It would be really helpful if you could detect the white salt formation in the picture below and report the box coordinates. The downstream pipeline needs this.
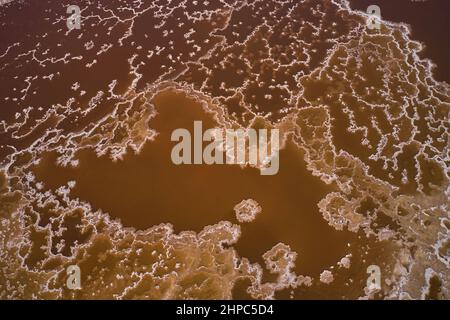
[338,255,352,269]
[234,199,262,223]
[320,270,334,284]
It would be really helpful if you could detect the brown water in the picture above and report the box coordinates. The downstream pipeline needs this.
[32,89,355,277]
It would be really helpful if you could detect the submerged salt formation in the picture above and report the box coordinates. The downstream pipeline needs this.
[0,0,448,299]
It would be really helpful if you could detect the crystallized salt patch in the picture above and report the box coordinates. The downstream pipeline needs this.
[319,270,334,284]
[338,257,351,269]
[338,254,352,269]
[234,199,262,223]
